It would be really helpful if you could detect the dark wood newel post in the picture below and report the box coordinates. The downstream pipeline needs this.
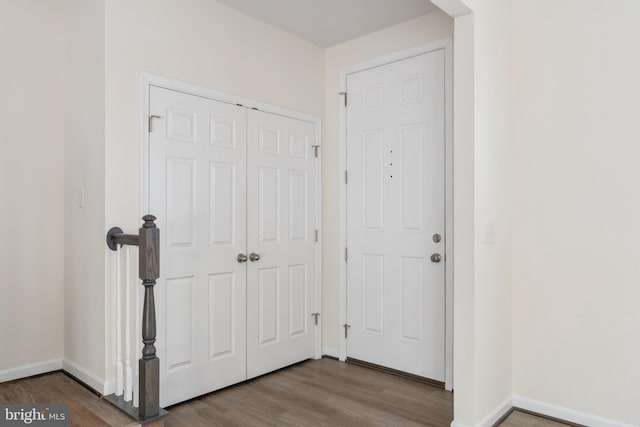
[105,215,167,423]
[138,214,160,419]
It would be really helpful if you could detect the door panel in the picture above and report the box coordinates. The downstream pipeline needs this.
[149,87,318,405]
[150,86,247,406]
[246,110,317,379]
[346,50,446,380]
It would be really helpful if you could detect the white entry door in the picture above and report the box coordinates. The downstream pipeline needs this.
[346,50,446,381]
[149,86,318,406]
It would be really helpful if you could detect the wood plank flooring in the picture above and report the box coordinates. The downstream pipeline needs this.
[0,358,572,426]
[165,358,452,426]
[0,372,132,427]
[499,410,574,427]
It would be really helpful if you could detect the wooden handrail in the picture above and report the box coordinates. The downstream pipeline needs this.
[106,215,165,422]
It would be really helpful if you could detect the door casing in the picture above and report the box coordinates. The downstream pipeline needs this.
[338,38,453,390]
[139,73,323,364]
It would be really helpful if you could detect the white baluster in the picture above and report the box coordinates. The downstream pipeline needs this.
[124,246,133,401]
[134,248,140,408]
[116,245,123,397]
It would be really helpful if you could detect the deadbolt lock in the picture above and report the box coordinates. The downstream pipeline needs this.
[430,253,442,263]
[433,233,442,243]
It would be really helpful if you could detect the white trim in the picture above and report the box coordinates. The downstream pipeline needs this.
[63,358,108,395]
[476,397,513,427]
[140,72,151,218]
[104,379,115,397]
[452,395,637,427]
[139,72,324,360]
[450,397,512,427]
[430,0,473,18]
[341,40,451,77]
[338,67,348,360]
[0,358,63,383]
[338,38,454,386]
[338,59,348,362]
[140,72,318,127]
[513,396,637,427]
[314,120,323,360]
[321,347,340,359]
[442,37,454,392]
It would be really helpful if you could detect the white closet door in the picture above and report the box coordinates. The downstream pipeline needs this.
[150,86,247,406]
[246,109,317,379]
[346,50,446,380]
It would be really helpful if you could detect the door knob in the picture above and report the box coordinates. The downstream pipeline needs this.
[237,253,248,263]
[249,252,261,262]
[430,253,442,263]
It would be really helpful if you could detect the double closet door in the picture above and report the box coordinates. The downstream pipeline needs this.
[149,86,318,406]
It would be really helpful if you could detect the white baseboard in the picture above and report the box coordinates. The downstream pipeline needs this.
[321,346,339,359]
[0,358,63,383]
[513,396,636,427]
[62,358,106,395]
[451,397,513,427]
[453,394,637,427]
[103,379,115,396]
[477,397,513,427]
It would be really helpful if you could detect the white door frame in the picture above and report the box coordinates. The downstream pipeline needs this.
[139,72,323,361]
[338,38,454,390]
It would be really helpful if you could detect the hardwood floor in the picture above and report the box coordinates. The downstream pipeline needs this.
[0,358,572,426]
[499,410,575,427]
[0,372,132,427]
[166,358,452,426]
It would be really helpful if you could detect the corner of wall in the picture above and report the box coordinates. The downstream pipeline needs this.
[62,359,108,395]
[64,0,107,384]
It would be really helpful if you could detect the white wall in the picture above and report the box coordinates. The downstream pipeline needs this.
[64,0,107,389]
[104,0,324,229]
[512,1,640,424]
[322,9,454,353]
[102,0,325,386]
[468,0,513,423]
[322,7,514,425]
[431,1,514,425]
[0,0,66,375]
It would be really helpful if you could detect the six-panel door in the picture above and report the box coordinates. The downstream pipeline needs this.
[246,110,317,379]
[149,87,318,406]
[346,50,446,381]
[150,87,249,406]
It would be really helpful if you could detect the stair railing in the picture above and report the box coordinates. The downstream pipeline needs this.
[105,215,167,423]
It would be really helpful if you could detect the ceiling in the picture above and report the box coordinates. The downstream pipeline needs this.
[215,0,440,48]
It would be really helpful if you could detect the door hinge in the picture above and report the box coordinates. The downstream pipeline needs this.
[315,229,319,242]
[344,170,348,184]
[343,323,351,338]
[339,92,347,107]
[311,312,321,325]
[312,145,320,158]
[344,247,348,262]
[148,115,161,132]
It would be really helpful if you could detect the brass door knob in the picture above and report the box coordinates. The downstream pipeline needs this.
[249,252,261,262]
[430,253,442,263]
[237,253,248,263]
